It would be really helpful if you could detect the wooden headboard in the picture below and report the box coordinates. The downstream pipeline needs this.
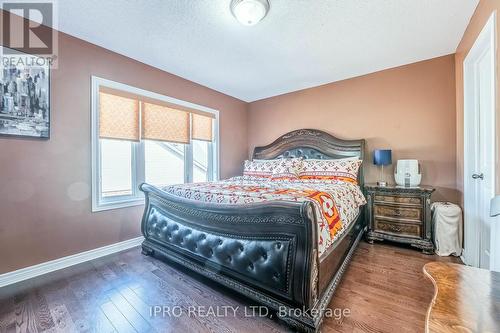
[252,129,365,185]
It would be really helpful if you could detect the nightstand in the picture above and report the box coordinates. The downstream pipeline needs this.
[365,184,435,254]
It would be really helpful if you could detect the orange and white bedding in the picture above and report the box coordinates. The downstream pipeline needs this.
[162,176,366,257]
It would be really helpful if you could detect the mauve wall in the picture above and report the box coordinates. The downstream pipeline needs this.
[0,32,248,274]
[455,0,500,205]
[247,55,458,203]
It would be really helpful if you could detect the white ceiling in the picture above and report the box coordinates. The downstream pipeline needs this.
[54,0,479,102]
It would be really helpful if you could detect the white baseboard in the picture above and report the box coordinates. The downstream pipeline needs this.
[0,236,144,288]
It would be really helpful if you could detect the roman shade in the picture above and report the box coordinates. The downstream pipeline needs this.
[99,87,215,144]
[142,102,190,144]
[192,113,214,142]
[99,92,140,141]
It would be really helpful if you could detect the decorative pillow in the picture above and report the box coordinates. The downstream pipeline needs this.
[298,159,362,183]
[270,158,303,180]
[243,160,277,178]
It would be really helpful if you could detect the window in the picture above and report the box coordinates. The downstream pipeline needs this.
[101,139,133,197]
[193,140,210,182]
[91,77,219,212]
[145,140,185,186]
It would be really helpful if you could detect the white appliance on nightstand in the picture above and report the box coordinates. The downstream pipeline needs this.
[394,159,422,187]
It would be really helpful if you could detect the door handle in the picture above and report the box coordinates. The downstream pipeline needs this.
[472,173,484,180]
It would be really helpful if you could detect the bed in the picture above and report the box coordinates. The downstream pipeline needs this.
[140,129,366,332]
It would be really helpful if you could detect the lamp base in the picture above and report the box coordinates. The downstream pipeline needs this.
[377,181,387,187]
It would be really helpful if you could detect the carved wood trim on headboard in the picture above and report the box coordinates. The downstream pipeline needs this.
[252,129,365,160]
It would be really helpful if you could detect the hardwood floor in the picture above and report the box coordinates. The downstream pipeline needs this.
[0,241,460,333]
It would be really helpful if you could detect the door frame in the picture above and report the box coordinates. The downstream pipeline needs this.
[463,11,497,269]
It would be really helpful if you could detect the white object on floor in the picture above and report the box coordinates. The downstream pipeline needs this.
[432,202,463,256]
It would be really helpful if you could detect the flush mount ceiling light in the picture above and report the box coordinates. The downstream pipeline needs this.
[230,0,270,26]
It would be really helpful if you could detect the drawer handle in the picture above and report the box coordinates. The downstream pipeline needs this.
[389,225,402,232]
[394,209,402,216]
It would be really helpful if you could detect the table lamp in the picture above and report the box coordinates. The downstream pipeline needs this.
[373,149,392,186]
[491,196,500,217]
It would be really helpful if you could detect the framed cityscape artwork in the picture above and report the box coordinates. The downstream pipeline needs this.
[0,47,50,138]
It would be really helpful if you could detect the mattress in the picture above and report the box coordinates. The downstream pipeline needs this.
[161,176,366,257]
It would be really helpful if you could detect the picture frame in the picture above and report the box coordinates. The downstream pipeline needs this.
[0,47,51,139]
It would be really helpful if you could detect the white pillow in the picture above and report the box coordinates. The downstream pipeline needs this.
[270,158,303,180]
[299,159,362,183]
[243,160,277,178]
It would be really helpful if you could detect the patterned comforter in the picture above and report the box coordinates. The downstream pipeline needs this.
[161,176,366,257]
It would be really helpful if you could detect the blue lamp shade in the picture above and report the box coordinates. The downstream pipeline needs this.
[373,149,392,166]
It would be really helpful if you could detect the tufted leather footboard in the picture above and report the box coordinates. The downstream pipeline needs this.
[140,183,364,332]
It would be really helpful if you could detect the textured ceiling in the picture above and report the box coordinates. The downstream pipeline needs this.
[54,0,478,102]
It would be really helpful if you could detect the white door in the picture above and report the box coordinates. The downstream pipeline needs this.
[463,12,497,270]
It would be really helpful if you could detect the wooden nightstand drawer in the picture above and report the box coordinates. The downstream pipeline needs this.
[374,204,422,222]
[374,195,422,206]
[374,218,421,239]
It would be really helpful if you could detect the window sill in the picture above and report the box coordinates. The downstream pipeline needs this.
[92,198,145,212]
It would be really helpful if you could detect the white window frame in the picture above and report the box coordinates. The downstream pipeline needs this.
[91,76,220,212]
